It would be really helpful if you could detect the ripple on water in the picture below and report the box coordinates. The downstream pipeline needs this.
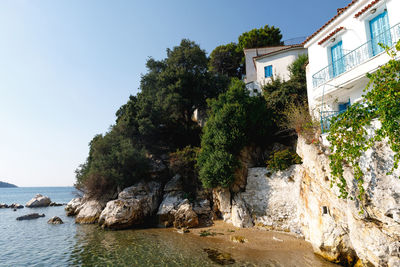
[1,188,337,267]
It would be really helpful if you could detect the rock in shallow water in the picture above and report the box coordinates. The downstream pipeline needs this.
[47,216,64,224]
[26,194,51,208]
[98,181,162,229]
[75,199,105,224]
[173,200,199,229]
[16,213,45,220]
[10,203,24,209]
[49,202,63,207]
[65,198,82,216]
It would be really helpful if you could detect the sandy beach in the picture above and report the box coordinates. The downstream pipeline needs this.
[185,220,338,266]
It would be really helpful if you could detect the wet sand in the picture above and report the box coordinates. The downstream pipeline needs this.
[184,220,338,266]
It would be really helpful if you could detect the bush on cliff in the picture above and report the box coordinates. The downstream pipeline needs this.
[198,79,273,188]
[266,149,302,172]
[263,54,308,125]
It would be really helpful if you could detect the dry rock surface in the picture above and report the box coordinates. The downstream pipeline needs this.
[25,194,51,208]
[210,130,400,266]
[98,181,162,229]
[65,198,83,216]
[157,175,185,227]
[173,200,199,229]
[75,199,105,224]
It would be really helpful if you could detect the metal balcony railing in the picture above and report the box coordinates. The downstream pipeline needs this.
[320,110,345,133]
[312,22,400,88]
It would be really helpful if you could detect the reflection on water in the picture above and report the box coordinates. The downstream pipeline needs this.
[69,225,337,267]
[1,188,337,267]
[70,225,228,266]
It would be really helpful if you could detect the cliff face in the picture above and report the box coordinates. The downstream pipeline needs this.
[297,136,400,267]
[213,136,400,266]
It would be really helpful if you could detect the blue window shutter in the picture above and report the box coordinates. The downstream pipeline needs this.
[338,99,350,113]
[370,11,391,56]
[264,65,273,78]
[331,41,345,77]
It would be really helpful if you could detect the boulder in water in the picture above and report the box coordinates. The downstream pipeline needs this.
[75,199,105,224]
[0,203,9,208]
[47,216,64,224]
[98,181,162,229]
[10,203,24,209]
[173,200,199,229]
[16,213,45,221]
[49,202,63,207]
[65,198,82,216]
[25,194,51,208]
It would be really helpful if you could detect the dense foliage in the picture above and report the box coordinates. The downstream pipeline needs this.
[237,25,283,51]
[76,25,306,196]
[76,40,229,197]
[263,54,309,124]
[198,79,273,188]
[209,43,243,79]
[327,41,400,203]
[266,149,302,172]
[169,146,200,193]
[208,25,283,79]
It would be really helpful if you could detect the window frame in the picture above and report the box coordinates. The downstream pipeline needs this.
[264,65,273,78]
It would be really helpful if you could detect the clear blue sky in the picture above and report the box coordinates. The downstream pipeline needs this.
[0,0,350,187]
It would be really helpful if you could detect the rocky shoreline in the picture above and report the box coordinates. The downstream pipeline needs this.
[66,135,400,267]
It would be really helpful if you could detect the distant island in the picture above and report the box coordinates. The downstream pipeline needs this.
[0,181,17,188]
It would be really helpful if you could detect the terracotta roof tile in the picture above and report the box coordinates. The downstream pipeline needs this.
[354,0,380,18]
[318,27,345,45]
[303,0,359,46]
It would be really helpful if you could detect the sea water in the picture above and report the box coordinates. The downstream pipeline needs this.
[0,187,336,267]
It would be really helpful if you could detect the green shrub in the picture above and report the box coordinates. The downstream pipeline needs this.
[75,125,150,199]
[198,79,273,188]
[266,149,302,172]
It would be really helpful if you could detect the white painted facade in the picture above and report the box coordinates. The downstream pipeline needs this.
[305,0,400,126]
[244,46,307,94]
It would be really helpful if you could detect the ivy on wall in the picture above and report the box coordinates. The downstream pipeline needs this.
[327,41,400,204]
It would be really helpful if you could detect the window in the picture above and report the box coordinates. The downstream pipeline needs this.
[369,10,391,56]
[322,206,329,215]
[264,65,273,78]
[331,41,345,77]
[338,99,351,113]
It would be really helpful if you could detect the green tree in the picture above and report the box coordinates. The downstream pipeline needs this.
[237,24,283,51]
[116,39,230,153]
[209,43,243,78]
[198,79,273,188]
[75,124,150,198]
[77,39,231,197]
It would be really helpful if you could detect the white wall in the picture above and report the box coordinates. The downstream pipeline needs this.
[306,0,400,112]
[255,48,307,87]
[244,46,295,83]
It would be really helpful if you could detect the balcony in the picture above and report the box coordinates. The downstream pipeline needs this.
[312,22,400,88]
[320,110,345,133]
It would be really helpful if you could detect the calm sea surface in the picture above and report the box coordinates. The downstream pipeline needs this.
[0,187,336,267]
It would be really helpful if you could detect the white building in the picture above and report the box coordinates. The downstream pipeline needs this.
[304,0,400,132]
[244,45,307,94]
